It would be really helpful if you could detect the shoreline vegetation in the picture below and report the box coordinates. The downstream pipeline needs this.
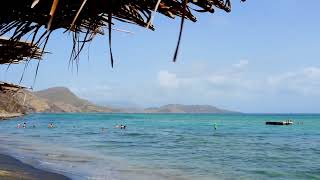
[0,154,70,180]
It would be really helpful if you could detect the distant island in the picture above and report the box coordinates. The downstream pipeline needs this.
[0,87,239,114]
[144,104,237,114]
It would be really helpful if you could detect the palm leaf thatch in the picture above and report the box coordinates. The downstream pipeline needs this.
[0,0,244,67]
[0,81,26,93]
[0,38,43,65]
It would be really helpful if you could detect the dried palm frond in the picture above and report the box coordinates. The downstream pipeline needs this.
[0,81,26,90]
[0,38,43,65]
[0,0,244,67]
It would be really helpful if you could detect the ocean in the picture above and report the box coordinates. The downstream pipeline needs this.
[0,113,319,180]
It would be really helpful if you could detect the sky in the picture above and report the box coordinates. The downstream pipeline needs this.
[1,0,320,113]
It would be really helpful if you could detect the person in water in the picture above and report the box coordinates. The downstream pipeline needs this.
[17,123,21,128]
[101,127,107,132]
[23,122,27,128]
[213,123,217,130]
[115,124,126,129]
[48,123,54,128]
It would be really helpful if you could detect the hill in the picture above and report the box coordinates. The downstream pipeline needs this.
[32,87,114,112]
[0,87,238,114]
[144,104,237,114]
[13,87,115,113]
[0,91,27,114]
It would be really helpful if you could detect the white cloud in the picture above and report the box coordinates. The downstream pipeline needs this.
[267,66,320,95]
[156,60,254,102]
[156,61,320,108]
[68,61,320,112]
[303,67,320,79]
[207,75,227,84]
[232,59,249,69]
[157,60,250,90]
[158,70,180,89]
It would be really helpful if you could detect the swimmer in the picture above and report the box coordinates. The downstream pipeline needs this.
[48,123,54,128]
[17,123,21,128]
[23,122,27,128]
[115,124,126,129]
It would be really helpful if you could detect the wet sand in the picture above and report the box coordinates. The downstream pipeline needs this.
[0,154,70,180]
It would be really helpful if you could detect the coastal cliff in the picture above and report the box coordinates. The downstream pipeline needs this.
[0,92,25,113]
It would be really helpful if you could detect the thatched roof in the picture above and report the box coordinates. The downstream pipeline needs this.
[0,81,27,93]
[0,38,43,65]
[0,0,244,67]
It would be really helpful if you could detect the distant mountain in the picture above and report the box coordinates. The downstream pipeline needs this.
[33,87,115,112]
[15,87,115,113]
[0,87,238,114]
[35,87,84,107]
[144,104,237,114]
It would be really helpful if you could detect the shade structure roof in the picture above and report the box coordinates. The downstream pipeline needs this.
[0,0,244,66]
[0,38,43,65]
[0,81,27,93]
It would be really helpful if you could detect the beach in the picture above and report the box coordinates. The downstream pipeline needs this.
[0,154,70,180]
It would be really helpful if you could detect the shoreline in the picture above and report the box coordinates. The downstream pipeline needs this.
[0,113,23,120]
[0,153,71,180]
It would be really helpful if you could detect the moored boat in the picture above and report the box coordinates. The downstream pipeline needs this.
[266,121,293,125]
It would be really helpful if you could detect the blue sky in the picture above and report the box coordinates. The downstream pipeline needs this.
[1,0,320,113]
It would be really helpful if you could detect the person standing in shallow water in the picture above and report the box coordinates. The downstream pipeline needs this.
[213,123,217,130]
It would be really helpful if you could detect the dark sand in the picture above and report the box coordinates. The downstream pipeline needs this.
[0,154,71,180]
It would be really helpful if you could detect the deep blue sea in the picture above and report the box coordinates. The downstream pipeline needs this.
[0,113,319,180]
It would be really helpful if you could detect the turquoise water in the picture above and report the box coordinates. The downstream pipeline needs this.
[0,113,319,180]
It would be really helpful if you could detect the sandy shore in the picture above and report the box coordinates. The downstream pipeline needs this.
[0,154,71,180]
[0,113,23,120]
